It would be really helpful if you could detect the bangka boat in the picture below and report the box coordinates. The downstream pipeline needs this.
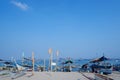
[90,56,112,74]
[61,58,74,72]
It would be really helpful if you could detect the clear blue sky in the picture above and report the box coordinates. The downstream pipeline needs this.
[0,0,120,59]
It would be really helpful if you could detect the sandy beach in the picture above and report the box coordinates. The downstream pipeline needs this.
[0,72,95,80]
[1,71,120,80]
[0,72,120,80]
[107,71,120,80]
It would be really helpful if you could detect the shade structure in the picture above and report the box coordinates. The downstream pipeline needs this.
[90,56,109,63]
[65,60,73,64]
[99,56,108,61]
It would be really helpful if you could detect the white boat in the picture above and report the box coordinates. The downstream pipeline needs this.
[14,59,26,71]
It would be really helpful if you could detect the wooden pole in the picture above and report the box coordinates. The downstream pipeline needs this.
[32,52,34,75]
[44,59,45,71]
[22,52,24,66]
[51,53,52,72]
[56,50,59,71]
[48,48,52,72]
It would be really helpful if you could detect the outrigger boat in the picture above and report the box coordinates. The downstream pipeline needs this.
[90,56,112,74]
[61,58,74,72]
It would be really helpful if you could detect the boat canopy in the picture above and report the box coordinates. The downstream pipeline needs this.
[90,56,109,63]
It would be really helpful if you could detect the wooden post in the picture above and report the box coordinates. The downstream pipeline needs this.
[22,52,24,66]
[44,59,45,71]
[56,50,59,71]
[48,48,52,72]
[32,52,34,75]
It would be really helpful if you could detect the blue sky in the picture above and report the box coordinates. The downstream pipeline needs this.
[0,0,120,59]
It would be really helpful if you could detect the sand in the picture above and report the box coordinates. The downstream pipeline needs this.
[0,72,95,80]
[1,71,120,80]
[107,71,120,80]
